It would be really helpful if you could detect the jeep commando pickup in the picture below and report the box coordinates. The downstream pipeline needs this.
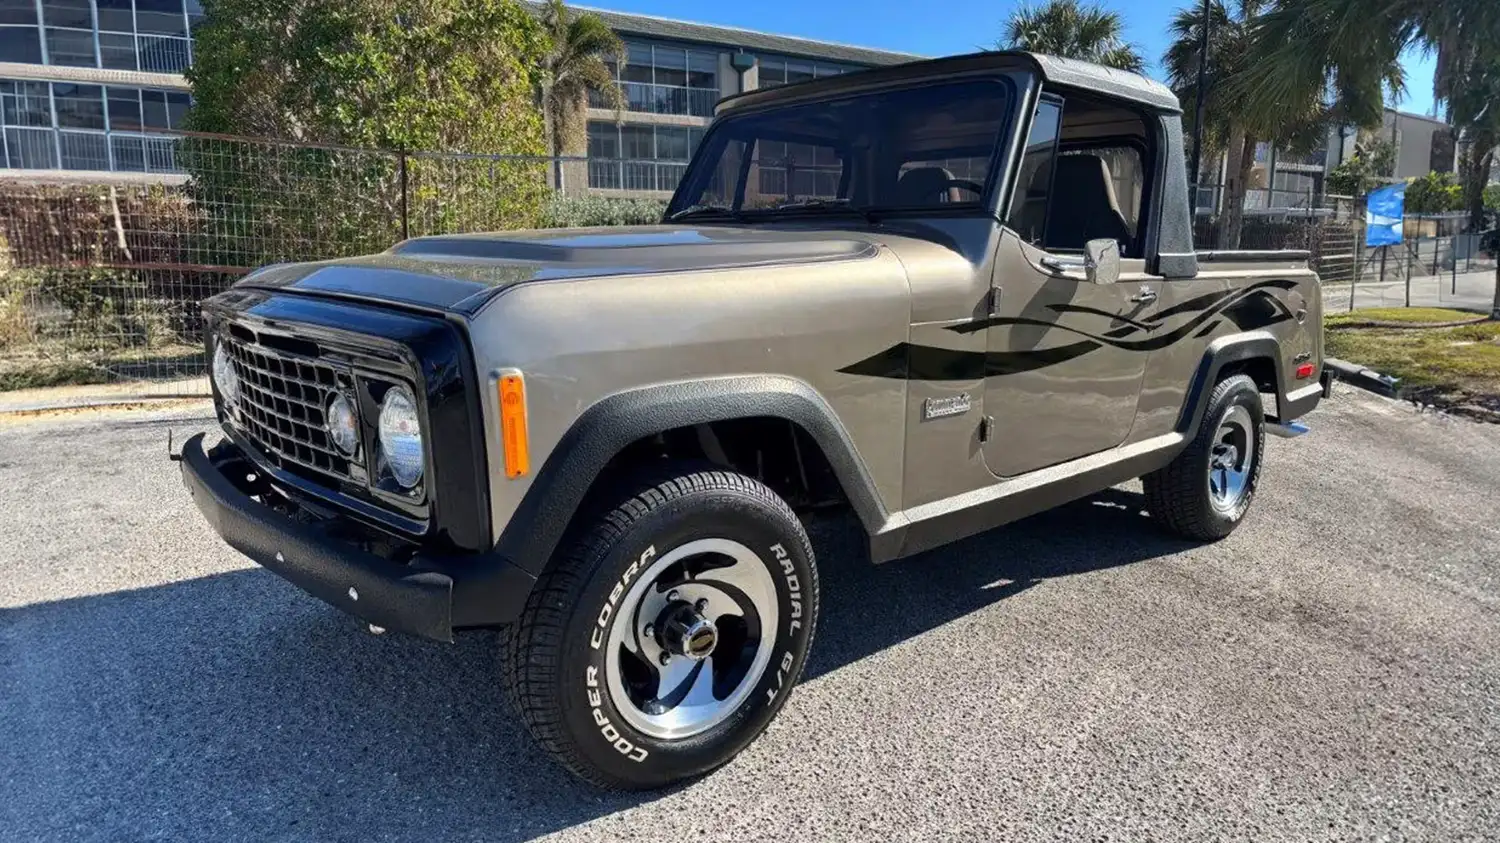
[178,52,1331,789]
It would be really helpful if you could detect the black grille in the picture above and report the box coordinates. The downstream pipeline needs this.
[222,332,356,481]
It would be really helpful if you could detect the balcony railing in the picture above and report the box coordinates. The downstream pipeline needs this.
[589,84,718,118]
[0,127,181,172]
[137,35,192,74]
[587,158,688,192]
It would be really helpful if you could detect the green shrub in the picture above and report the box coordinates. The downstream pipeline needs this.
[540,195,667,228]
[1405,171,1464,214]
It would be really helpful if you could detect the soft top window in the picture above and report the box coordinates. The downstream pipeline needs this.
[670,79,1012,217]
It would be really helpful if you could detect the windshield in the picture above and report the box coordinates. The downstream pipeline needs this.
[668,78,1014,218]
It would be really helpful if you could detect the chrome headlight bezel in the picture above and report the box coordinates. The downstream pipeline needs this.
[325,392,360,456]
[377,383,425,490]
[212,342,240,408]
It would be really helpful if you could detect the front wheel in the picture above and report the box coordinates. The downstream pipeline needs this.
[1143,374,1265,540]
[500,467,818,790]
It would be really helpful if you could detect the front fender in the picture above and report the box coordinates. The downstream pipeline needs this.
[491,375,890,575]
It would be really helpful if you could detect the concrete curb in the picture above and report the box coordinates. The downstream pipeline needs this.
[1324,357,1400,397]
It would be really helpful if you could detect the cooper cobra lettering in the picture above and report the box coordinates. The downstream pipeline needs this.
[582,545,658,763]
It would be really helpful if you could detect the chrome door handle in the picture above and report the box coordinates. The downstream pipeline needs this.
[1129,287,1157,304]
[1040,256,1086,273]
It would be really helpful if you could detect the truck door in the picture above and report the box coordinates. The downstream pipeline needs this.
[981,95,1160,478]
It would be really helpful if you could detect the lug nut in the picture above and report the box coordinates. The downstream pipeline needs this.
[659,652,671,666]
[667,590,680,602]
[695,598,709,612]
[643,624,654,639]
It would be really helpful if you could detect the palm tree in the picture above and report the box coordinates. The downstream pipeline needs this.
[1162,0,1393,248]
[1236,0,1498,132]
[1230,0,1500,311]
[539,0,624,185]
[999,0,1146,73]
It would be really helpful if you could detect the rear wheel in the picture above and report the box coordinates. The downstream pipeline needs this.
[500,467,818,790]
[1143,374,1265,540]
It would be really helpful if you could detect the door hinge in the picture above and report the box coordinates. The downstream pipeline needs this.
[979,415,995,443]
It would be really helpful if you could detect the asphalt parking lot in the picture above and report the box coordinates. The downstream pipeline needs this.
[3,387,1499,842]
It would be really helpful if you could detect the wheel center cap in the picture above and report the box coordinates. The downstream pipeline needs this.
[659,602,717,660]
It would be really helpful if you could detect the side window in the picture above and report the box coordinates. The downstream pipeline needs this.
[1005,96,1153,258]
[1060,146,1144,240]
[1005,99,1062,246]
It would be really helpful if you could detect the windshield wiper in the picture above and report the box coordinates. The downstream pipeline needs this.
[667,204,740,222]
[768,198,880,223]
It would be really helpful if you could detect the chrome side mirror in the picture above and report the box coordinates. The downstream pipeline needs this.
[1084,239,1121,286]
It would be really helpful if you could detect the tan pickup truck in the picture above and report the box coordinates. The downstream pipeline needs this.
[177,51,1331,789]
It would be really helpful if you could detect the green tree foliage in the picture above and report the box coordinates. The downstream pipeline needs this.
[1237,0,1500,214]
[183,0,552,265]
[999,0,1146,72]
[1325,137,1396,196]
[1447,53,1499,227]
[1404,171,1464,213]
[1162,0,1361,248]
[1485,184,1500,211]
[187,0,546,153]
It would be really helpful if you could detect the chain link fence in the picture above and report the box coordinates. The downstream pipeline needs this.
[0,131,668,397]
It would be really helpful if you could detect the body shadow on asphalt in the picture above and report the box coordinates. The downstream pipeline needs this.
[1,488,1190,841]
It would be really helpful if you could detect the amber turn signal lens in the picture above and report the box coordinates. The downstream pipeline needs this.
[498,372,529,478]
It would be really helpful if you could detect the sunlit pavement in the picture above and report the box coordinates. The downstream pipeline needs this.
[3,389,1499,841]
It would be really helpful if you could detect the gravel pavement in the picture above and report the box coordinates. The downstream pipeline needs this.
[3,388,1499,841]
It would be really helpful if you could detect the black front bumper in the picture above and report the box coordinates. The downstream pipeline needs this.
[178,433,534,642]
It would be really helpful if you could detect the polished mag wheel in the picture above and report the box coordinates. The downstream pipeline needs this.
[605,538,779,740]
[1208,404,1256,513]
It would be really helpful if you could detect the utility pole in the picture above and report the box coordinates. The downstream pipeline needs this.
[1189,0,1210,190]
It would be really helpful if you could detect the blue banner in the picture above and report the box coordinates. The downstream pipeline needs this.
[1365,182,1406,247]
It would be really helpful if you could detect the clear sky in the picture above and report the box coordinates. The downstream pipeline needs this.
[579,0,1440,117]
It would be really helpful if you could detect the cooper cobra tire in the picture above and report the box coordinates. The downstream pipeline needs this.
[1143,373,1265,540]
[500,466,819,790]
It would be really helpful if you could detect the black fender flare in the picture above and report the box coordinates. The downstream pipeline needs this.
[1175,332,1287,437]
[492,375,890,575]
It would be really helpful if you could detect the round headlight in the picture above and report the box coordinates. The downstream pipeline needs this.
[212,344,239,407]
[325,394,359,456]
[378,385,424,489]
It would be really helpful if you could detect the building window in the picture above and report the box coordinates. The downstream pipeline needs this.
[753,139,842,204]
[590,40,719,117]
[586,119,706,191]
[2,0,195,72]
[755,55,852,89]
[45,26,97,66]
[0,25,44,63]
[0,78,186,172]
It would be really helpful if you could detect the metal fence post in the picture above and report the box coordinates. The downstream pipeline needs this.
[399,149,409,242]
[1452,238,1458,295]
[1405,243,1413,307]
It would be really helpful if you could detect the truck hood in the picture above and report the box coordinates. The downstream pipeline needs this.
[234,225,881,316]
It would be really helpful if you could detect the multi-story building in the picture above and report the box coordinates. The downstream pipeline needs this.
[0,0,917,183]
[1,0,199,174]
[573,6,914,195]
